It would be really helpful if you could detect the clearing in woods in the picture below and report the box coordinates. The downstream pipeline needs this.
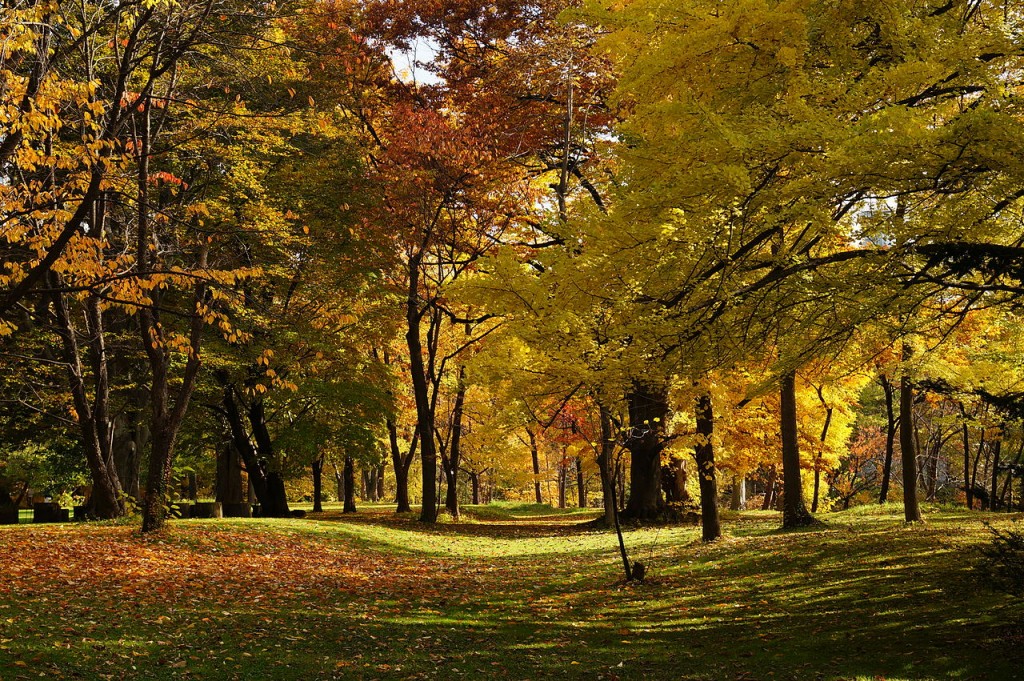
[0,504,1021,680]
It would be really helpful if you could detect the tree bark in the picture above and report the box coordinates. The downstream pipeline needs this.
[694,392,721,541]
[991,429,1003,511]
[780,371,814,528]
[598,404,617,526]
[343,456,357,513]
[216,444,244,504]
[622,381,669,520]
[389,422,417,513]
[762,466,777,511]
[528,427,543,504]
[730,474,746,511]
[899,347,922,522]
[312,456,324,513]
[961,405,973,509]
[50,283,123,519]
[879,375,897,504]
[576,456,587,508]
[444,366,467,518]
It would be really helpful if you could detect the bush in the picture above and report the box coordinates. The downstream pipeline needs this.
[981,522,1024,596]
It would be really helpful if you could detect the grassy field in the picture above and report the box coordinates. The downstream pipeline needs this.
[0,503,1022,680]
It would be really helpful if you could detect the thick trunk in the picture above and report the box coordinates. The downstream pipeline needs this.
[528,428,543,504]
[622,382,668,520]
[312,457,324,513]
[215,444,244,504]
[879,376,896,504]
[899,349,922,522]
[780,371,814,528]
[662,458,690,504]
[376,463,385,501]
[730,474,746,511]
[694,392,721,541]
[470,472,480,505]
[333,464,344,506]
[343,456,357,513]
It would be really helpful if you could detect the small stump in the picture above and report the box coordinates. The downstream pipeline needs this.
[33,503,63,523]
[73,506,89,522]
[190,502,223,519]
[0,506,18,525]
[171,503,192,519]
[222,502,251,518]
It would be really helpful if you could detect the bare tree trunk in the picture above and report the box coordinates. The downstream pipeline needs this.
[444,366,467,518]
[576,456,587,508]
[343,456,357,513]
[528,427,543,504]
[695,392,721,541]
[762,466,777,511]
[312,456,324,513]
[900,347,922,522]
[622,381,668,520]
[961,405,973,509]
[991,429,1003,511]
[780,371,813,528]
[879,375,897,504]
[598,405,617,526]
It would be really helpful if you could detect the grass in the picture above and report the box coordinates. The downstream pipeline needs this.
[0,505,1022,680]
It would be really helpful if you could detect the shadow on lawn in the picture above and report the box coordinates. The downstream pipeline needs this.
[312,507,605,539]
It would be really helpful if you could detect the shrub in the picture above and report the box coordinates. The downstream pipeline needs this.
[981,522,1024,596]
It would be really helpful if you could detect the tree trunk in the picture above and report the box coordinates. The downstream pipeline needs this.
[598,405,617,526]
[343,456,357,513]
[694,392,721,541]
[879,375,897,504]
[762,466,777,511]
[899,348,922,522]
[376,463,386,501]
[576,456,587,508]
[248,399,289,517]
[406,259,439,523]
[312,456,324,513]
[389,421,417,513]
[50,285,123,519]
[961,407,973,509]
[730,474,746,511]
[138,104,205,533]
[528,427,543,504]
[811,388,833,514]
[991,430,1003,511]
[444,366,467,518]
[780,371,814,528]
[622,381,669,520]
[216,444,244,504]
[471,472,480,505]
[557,456,567,508]
[333,463,344,506]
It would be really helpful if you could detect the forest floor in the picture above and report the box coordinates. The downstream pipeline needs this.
[0,503,1022,680]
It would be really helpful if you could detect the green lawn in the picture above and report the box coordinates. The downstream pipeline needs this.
[0,505,1021,680]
